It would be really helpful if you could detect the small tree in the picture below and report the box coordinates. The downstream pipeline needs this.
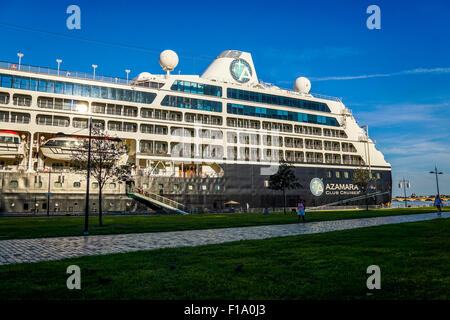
[268,161,301,214]
[73,125,132,226]
[353,167,375,210]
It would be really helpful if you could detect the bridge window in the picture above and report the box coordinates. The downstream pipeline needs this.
[162,95,222,112]
[227,88,331,112]
[227,103,339,127]
[171,80,222,97]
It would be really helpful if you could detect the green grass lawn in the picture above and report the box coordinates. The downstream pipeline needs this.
[0,207,446,240]
[0,218,448,300]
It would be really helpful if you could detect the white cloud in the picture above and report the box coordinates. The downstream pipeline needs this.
[353,102,450,127]
[311,67,450,81]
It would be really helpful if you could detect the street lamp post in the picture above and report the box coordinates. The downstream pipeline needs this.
[84,117,93,236]
[398,178,410,208]
[92,64,98,80]
[429,164,443,198]
[47,168,51,216]
[125,69,130,84]
[56,59,62,75]
[17,53,24,70]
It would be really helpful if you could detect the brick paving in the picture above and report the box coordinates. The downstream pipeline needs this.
[0,212,447,265]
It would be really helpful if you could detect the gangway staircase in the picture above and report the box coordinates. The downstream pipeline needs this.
[313,191,390,209]
[127,188,189,215]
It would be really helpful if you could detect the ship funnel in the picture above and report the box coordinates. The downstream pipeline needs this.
[201,50,258,85]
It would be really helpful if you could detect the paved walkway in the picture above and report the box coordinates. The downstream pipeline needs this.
[0,212,448,265]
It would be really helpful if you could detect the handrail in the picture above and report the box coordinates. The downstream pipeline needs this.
[0,60,131,85]
[131,187,185,210]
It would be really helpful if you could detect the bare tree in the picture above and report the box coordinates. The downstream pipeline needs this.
[72,125,132,226]
[353,167,375,210]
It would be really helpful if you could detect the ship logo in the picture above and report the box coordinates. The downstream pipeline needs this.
[230,58,252,83]
[310,178,324,197]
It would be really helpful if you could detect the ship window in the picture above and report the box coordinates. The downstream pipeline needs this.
[73,182,81,188]
[9,180,19,188]
[108,121,122,131]
[73,84,82,96]
[335,171,341,179]
[0,92,9,104]
[0,111,9,122]
[55,82,63,94]
[64,83,73,95]
[344,171,349,179]
[171,80,222,97]
[188,185,193,190]
[327,171,332,178]
[161,95,222,112]
[0,75,12,88]
[93,119,105,130]
[45,81,54,93]
[13,94,32,106]
[73,118,88,129]
[227,88,330,112]
[202,185,207,191]
[227,103,339,127]
[109,183,116,189]
[92,182,98,189]
[54,181,62,188]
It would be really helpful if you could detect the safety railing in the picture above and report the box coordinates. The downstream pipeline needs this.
[0,61,130,85]
[132,187,185,210]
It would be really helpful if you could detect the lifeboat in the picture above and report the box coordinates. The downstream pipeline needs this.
[40,136,83,161]
[41,136,129,164]
[0,131,25,159]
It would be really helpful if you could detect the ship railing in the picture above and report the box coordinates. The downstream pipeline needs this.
[0,60,130,86]
[132,187,185,210]
[259,81,342,102]
[310,93,342,103]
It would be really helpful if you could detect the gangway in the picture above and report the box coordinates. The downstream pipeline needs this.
[127,188,189,215]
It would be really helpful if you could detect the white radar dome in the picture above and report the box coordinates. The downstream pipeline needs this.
[294,77,311,94]
[136,72,152,81]
[159,50,179,71]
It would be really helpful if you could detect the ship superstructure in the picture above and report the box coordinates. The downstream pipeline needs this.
[0,50,392,214]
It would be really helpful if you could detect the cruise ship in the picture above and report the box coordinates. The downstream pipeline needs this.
[0,50,392,214]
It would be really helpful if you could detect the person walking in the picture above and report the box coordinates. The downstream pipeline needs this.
[434,195,443,216]
[297,200,306,223]
[264,207,269,215]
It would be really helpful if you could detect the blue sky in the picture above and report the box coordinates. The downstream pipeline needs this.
[1,0,449,196]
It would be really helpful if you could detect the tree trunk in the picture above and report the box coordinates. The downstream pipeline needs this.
[365,189,369,211]
[283,189,286,215]
[99,184,103,226]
